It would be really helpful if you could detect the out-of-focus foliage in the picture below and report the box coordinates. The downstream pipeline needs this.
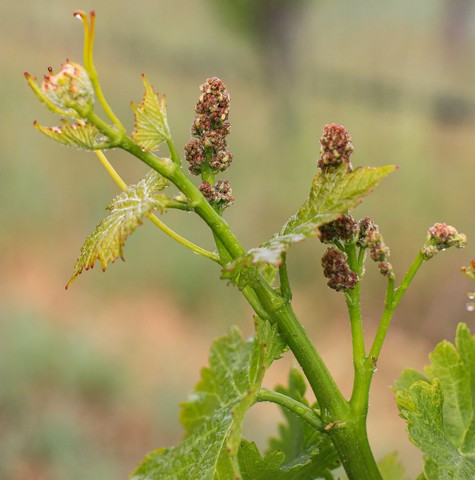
[0,315,124,479]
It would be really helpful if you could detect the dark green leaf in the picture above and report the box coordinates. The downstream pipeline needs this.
[130,318,286,479]
[395,323,475,479]
[67,170,169,288]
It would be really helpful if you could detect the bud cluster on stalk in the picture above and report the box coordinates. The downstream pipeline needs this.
[422,223,467,260]
[318,123,354,171]
[184,77,234,210]
[319,214,393,292]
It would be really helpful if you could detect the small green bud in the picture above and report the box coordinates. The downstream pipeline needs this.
[41,61,94,116]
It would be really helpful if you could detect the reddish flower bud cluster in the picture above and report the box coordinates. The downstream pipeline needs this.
[321,247,359,292]
[422,223,467,260]
[199,180,234,209]
[357,217,393,278]
[184,77,233,175]
[319,215,357,244]
[318,124,354,171]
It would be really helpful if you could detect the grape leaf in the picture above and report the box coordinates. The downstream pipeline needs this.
[130,318,286,480]
[394,323,475,479]
[266,368,339,478]
[283,164,396,235]
[34,119,112,150]
[238,441,288,479]
[223,164,395,288]
[67,170,169,288]
[131,74,171,152]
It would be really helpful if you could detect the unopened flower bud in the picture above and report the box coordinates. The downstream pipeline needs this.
[421,245,438,260]
[209,150,233,172]
[318,124,354,171]
[369,238,390,262]
[199,179,234,209]
[41,61,94,116]
[357,217,377,248]
[184,139,205,175]
[319,215,357,244]
[422,223,467,259]
[321,247,359,292]
[357,217,391,275]
[378,261,394,279]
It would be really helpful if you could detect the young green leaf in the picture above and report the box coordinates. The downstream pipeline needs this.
[238,441,311,480]
[283,163,396,235]
[131,74,171,152]
[266,368,340,478]
[130,318,286,480]
[67,170,169,288]
[395,323,475,479]
[223,164,395,288]
[34,119,112,150]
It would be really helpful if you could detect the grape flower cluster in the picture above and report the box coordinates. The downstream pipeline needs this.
[184,77,234,210]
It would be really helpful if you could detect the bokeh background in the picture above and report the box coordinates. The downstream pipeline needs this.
[2,1,475,478]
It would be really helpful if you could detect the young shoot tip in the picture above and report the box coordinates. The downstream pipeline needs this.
[73,10,87,22]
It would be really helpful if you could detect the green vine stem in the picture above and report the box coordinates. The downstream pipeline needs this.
[75,10,126,134]
[117,136,383,478]
[369,252,424,362]
[31,14,388,475]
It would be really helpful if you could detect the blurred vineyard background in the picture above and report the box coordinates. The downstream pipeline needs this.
[2,0,475,478]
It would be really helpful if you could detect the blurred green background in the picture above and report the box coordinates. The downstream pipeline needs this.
[2,0,475,478]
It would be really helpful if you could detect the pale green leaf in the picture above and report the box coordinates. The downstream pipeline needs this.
[67,170,169,288]
[130,318,286,480]
[395,323,475,479]
[131,75,171,151]
[34,119,112,150]
[283,163,396,235]
[377,452,408,480]
[223,164,395,288]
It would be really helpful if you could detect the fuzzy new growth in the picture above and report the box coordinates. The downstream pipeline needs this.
[318,123,354,171]
[321,247,359,292]
[185,77,233,176]
[41,61,94,116]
